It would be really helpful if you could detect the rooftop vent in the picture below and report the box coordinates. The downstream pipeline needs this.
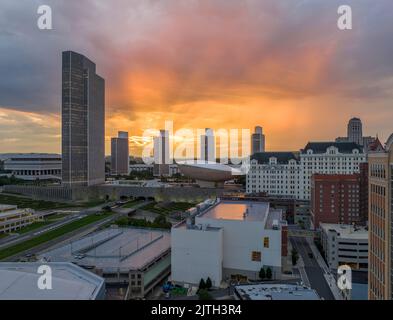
[186,218,193,229]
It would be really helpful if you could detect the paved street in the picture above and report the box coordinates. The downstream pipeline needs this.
[290,236,335,300]
[0,212,80,248]
[4,211,123,262]
[0,202,115,248]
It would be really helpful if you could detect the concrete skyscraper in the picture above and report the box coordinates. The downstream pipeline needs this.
[348,117,363,146]
[368,134,392,300]
[251,126,265,155]
[111,131,129,175]
[200,128,215,163]
[336,117,380,152]
[153,130,170,177]
[62,51,105,187]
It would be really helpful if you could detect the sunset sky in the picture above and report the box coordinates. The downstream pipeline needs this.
[0,0,392,156]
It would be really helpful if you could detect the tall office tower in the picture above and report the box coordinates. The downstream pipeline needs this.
[153,130,170,177]
[200,128,215,163]
[348,118,363,146]
[368,134,392,300]
[336,117,382,153]
[62,51,105,187]
[111,131,129,175]
[251,126,266,155]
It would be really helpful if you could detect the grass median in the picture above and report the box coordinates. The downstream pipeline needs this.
[122,199,144,208]
[17,221,53,234]
[0,213,112,261]
[0,194,107,211]
[140,201,196,215]
[0,194,75,211]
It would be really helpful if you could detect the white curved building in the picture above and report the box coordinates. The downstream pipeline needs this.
[178,161,242,187]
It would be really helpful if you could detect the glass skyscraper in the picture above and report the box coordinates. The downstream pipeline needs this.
[111,131,129,175]
[62,51,105,186]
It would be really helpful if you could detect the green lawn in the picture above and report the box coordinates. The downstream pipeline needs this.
[75,199,106,208]
[0,194,75,211]
[11,214,70,235]
[122,199,144,208]
[0,233,8,240]
[0,194,109,211]
[17,221,53,234]
[46,213,70,221]
[0,212,112,261]
[139,202,196,215]
[115,216,171,229]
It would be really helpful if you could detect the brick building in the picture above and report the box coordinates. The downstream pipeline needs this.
[310,173,366,229]
[368,134,391,300]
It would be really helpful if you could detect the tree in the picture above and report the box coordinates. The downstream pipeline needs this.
[103,205,112,212]
[199,278,206,290]
[266,267,272,280]
[206,277,212,290]
[291,249,299,266]
[259,267,266,280]
[198,289,213,300]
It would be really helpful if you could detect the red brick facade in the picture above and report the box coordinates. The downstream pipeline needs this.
[311,173,366,229]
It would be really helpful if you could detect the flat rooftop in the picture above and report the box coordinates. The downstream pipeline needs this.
[0,262,104,300]
[40,227,171,272]
[198,200,283,229]
[0,208,33,218]
[200,201,269,221]
[320,223,368,240]
[0,204,17,212]
[4,153,61,160]
[234,284,320,300]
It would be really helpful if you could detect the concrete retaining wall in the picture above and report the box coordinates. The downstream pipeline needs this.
[3,184,226,203]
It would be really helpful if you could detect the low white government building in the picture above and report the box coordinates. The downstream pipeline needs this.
[171,199,287,287]
[320,223,368,272]
[0,204,40,234]
[2,153,61,181]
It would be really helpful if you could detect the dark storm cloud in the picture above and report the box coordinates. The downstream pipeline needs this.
[1,0,393,113]
[0,0,393,154]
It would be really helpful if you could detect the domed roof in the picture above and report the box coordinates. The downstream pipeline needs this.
[177,161,242,182]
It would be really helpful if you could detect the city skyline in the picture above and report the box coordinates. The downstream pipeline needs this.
[1,0,393,156]
[1,0,393,304]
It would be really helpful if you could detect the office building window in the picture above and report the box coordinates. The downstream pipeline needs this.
[251,251,262,262]
[264,237,270,248]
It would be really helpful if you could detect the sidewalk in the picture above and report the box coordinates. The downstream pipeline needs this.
[295,253,311,287]
[306,238,343,300]
[290,241,310,287]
